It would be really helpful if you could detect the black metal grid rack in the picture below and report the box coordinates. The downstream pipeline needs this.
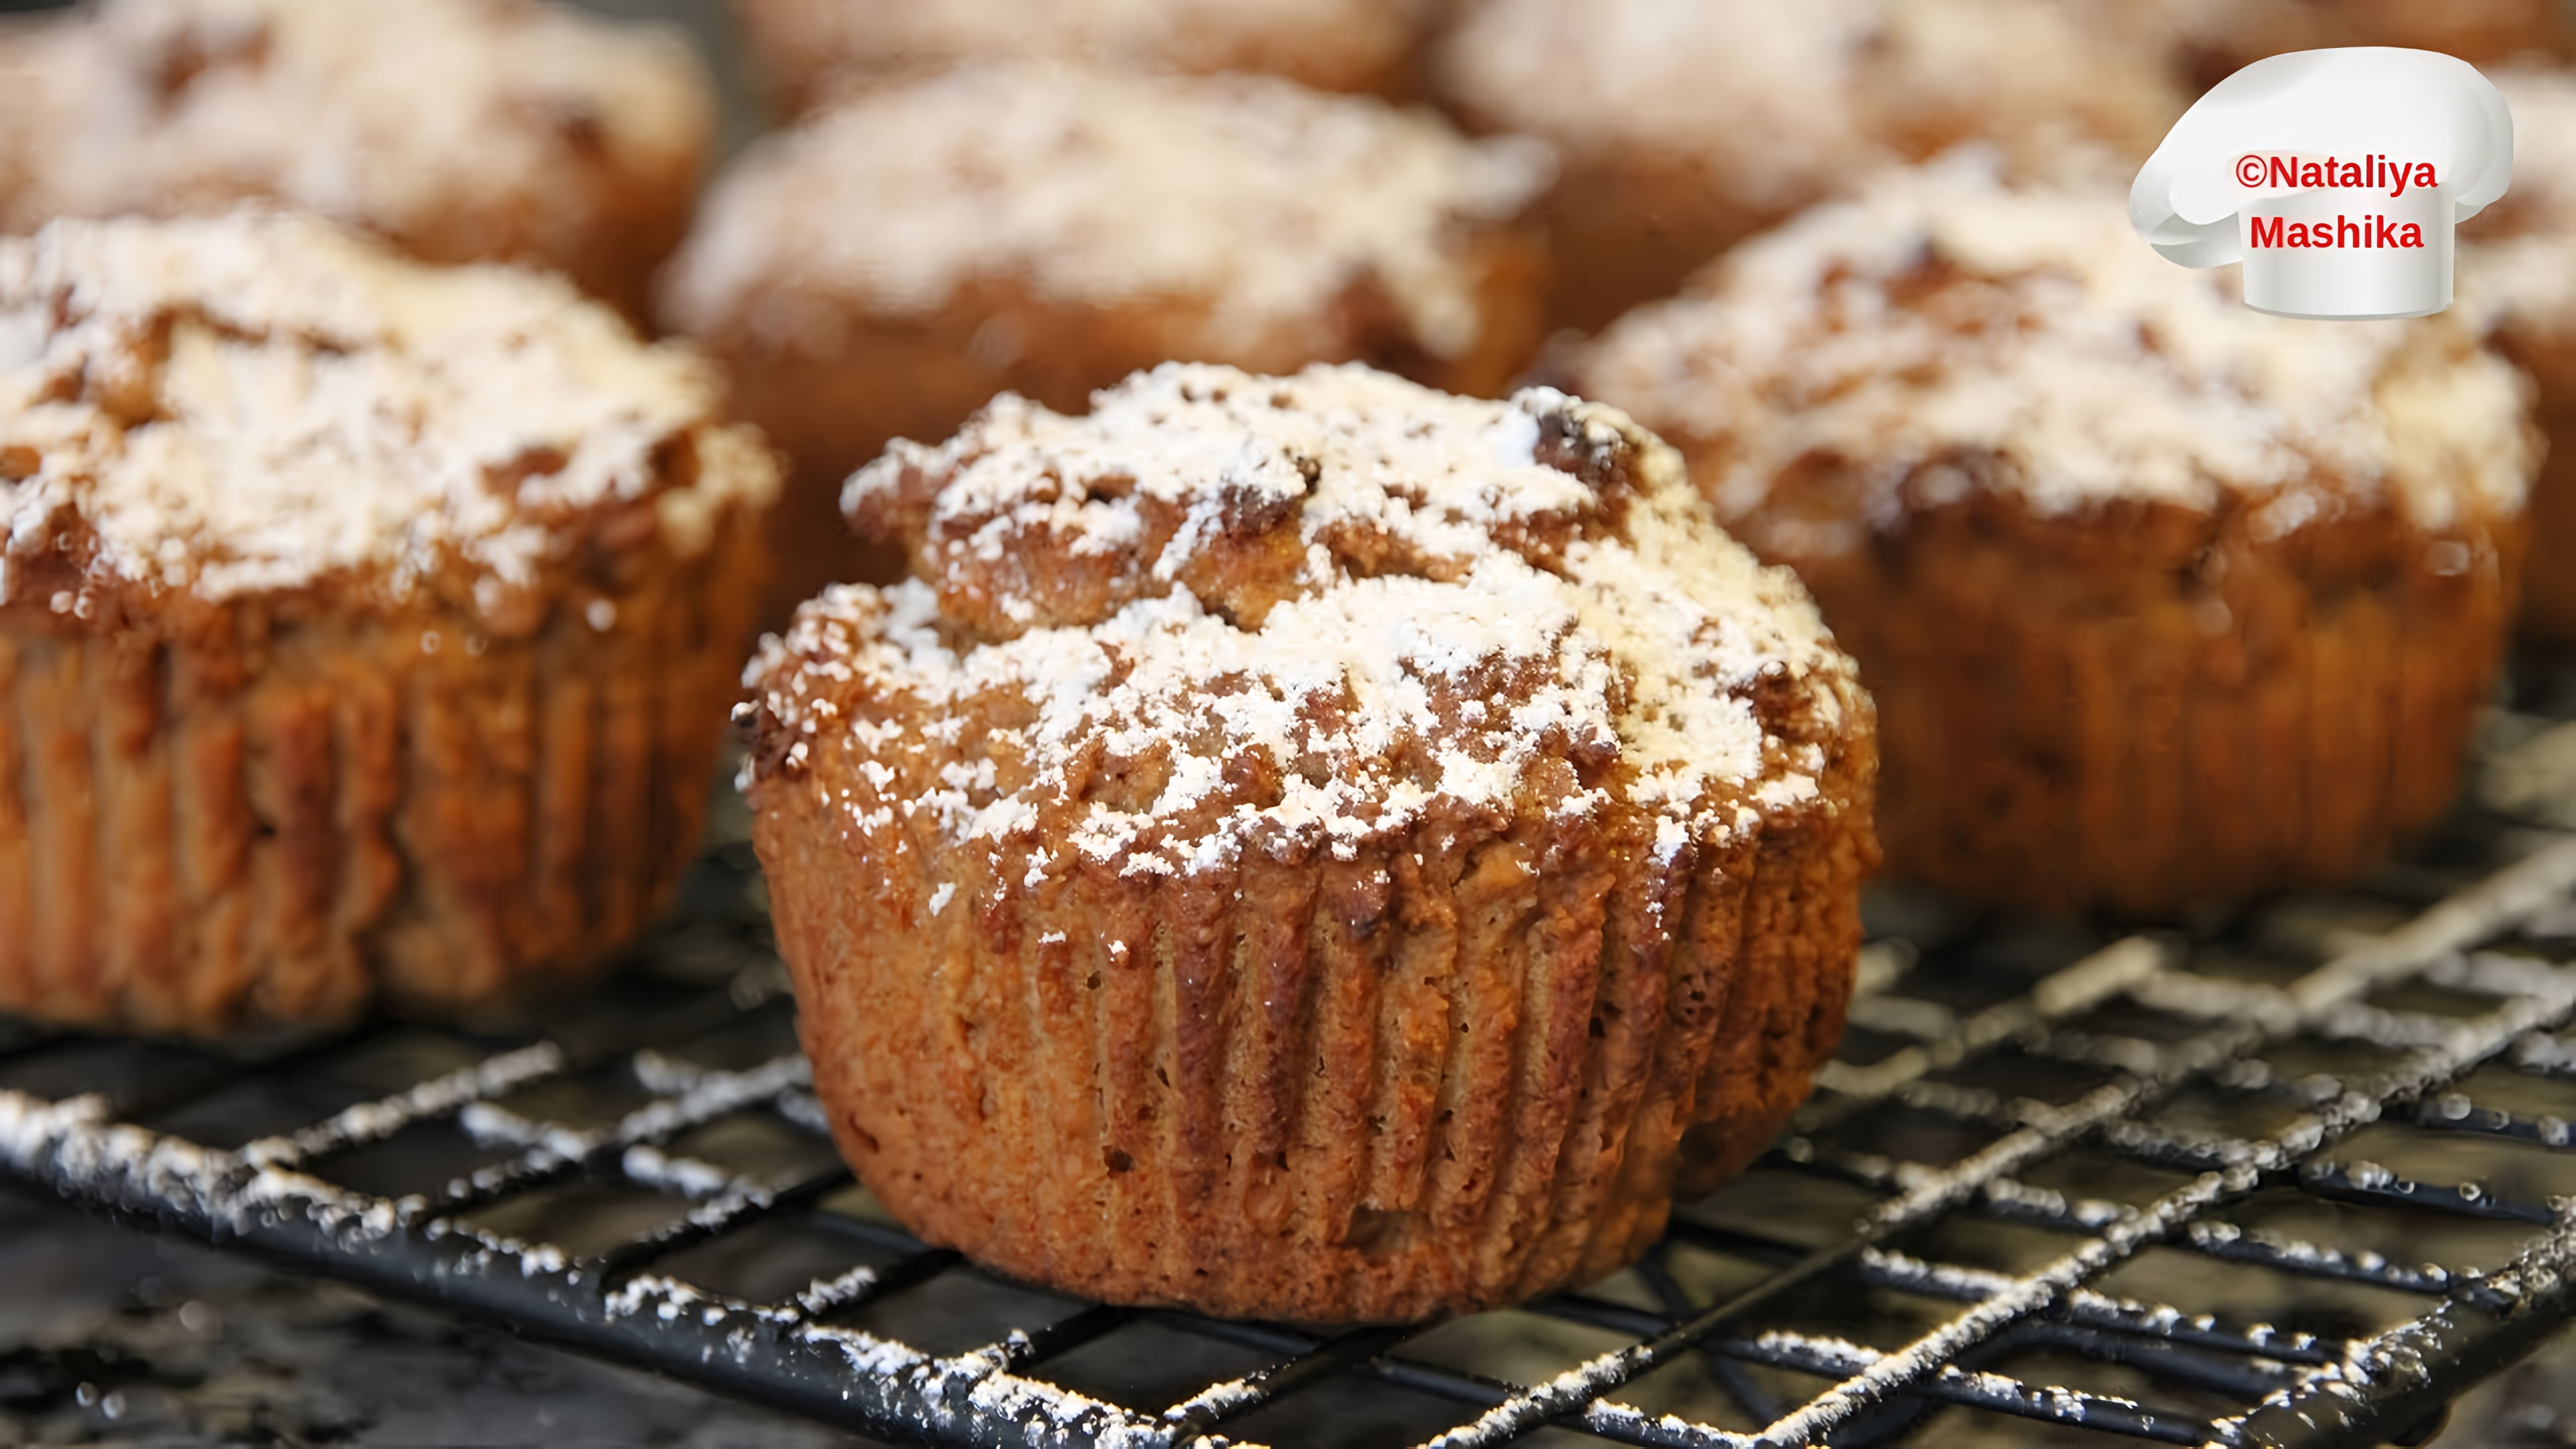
[17,658,2576,1447]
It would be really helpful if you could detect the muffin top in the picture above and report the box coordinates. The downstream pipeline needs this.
[2147,0,2564,78]
[742,363,1863,883]
[736,0,1420,109]
[1568,156,2535,560]
[0,0,710,256]
[660,61,1550,363]
[2460,66,2576,331]
[0,211,777,630]
[1434,0,2182,208]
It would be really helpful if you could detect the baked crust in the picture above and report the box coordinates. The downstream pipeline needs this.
[0,214,777,1031]
[0,0,713,321]
[742,364,1876,1322]
[1434,0,2186,330]
[663,61,1551,619]
[1571,162,2537,914]
[2493,325,2576,640]
[0,521,763,1031]
[2156,0,2568,91]
[2460,68,2576,640]
[1749,483,2516,916]
[731,0,1424,115]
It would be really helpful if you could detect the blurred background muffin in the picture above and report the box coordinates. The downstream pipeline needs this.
[2462,64,2576,640]
[2154,0,2571,91]
[730,0,1427,116]
[1432,0,2189,331]
[661,58,1551,621]
[1568,156,2538,916]
[0,210,776,1032]
[0,0,715,321]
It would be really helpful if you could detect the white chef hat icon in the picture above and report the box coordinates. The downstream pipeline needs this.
[2130,48,2514,319]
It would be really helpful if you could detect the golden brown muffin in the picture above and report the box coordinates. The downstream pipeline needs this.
[661,59,1552,626]
[732,0,1426,116]
[1568,158,2536,917]
[0,211,778,1034]
[1432,0,2190,331]
[0,0,714,323]
[740,363,1876,1324]
[2154,0,2568,91]
[2461,66,2576,639]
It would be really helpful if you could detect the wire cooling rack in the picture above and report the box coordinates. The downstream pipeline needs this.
[16,657,2576,1447]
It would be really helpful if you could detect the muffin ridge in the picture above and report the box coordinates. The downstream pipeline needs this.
[0,209,774,627]
[748,362,1858,888]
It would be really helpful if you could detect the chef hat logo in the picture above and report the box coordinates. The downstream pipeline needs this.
[2130,48,2514,319]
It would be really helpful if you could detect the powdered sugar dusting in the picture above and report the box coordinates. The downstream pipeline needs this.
[1573,152,2535,543]
[1434,0,2180,205]
[2459,66,2576,332]
[747,363,1858,883]
[662,61,1549,361]
[745,0,1413,96]
[0,210,777,615]
[0,0,709,253]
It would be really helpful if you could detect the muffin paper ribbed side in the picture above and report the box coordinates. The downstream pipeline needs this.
[0,518,762,1032]
[770,737,1875,1324]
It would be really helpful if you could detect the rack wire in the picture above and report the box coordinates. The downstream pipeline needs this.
[14,655,2576,1447]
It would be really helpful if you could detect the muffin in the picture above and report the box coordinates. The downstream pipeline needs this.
[740,363,1876,1323]
[733,0,1424,116]
[0,0,715,322]
[0,211,778,1033]
[2461,66,2576,639]
[661,60,1551,623]
[1432,0,2189,331]
[1567,157,2536,917]
[2154,0,2568,91]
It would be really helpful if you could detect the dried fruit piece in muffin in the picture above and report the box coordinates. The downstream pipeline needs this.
[0,211,778,1033]
[1432,0,2188,330]
[732,0,1425,116]
[662,59,1552,624]
[741,362,1876,1324]
[0,0,714,321]
[1569,156,2536,916]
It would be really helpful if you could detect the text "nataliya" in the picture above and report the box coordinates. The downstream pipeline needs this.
[2237,153,2439,196]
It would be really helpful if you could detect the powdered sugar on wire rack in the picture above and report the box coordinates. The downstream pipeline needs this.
[14,681,2576,1444]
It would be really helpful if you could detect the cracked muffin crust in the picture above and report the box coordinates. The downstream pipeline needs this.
[0,211,778,1032]
[1569,158,2537,915]
[740,362,1877,1323]
[0,0,715,321]
[663,58,1552,626]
